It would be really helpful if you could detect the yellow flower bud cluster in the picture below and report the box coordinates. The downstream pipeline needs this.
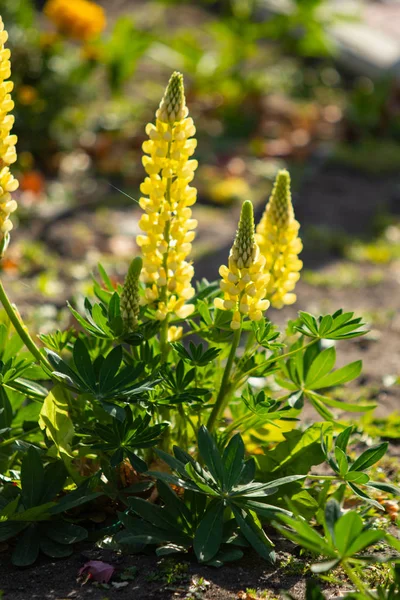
[136,72,198,322]
[44,0,106,42]
[0,17,18,246]
[120,257,142,333]
[215,201,270,330]
[255,170,302,308]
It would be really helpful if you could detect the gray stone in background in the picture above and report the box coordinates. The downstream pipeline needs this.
[260,0,400,78]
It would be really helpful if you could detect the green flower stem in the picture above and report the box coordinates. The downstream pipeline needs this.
[0,427,40,448]
[306,474,337,481]
[342,560,376,599]
[159,128,173,363]
[0,279,52,372]
[207,326,242,433]
[233,338,318,386]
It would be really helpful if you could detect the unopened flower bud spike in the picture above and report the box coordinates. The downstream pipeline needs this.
[256,169,303,308]
[120,257,142,333]
[208,200,270,433]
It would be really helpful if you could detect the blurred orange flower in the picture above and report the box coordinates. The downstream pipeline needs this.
[44,0,106,42]
[20,170,45,195]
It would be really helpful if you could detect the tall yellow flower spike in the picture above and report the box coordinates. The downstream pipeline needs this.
[215,201,270,330]
[0,17,18,256]
[255,170,303,308]
[137,72,198,322]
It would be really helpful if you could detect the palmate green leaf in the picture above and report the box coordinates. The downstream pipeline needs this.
[309,360,362,390]
[193,499,224,562]
[346,529,386,557]
[333,511,363,556]
[349,442,388,472]
[232,506,275,563]
[294,310,367,340]
[274,520,336,557]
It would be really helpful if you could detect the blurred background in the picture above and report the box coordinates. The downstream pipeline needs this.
[0,0,399,418]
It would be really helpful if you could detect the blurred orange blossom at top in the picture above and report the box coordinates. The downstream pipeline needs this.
[44,0,106,42]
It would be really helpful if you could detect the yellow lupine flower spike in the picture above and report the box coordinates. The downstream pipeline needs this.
[120,257,142,333]
[0,17,18,255]
[215,200,270,330]
[255,169,303,309]
[137,72,198,322]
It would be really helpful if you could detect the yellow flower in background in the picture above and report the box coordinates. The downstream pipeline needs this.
[255,170,302,309]
[208,176,250,205]
[214,200,270,330]
[0,17,18,251]
[44,0,106,42]
[137,72,198,322]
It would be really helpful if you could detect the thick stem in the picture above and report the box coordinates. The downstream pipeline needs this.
[207,327,242,433]
[342,561,375,598]
[306,474,337,481]
[233,338,318,386]
[0,279,52,371]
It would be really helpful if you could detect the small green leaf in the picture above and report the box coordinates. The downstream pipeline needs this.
[12,524,41,566]
[310,361,362,390]
[21,447,44,509]
[232,506,275,563]
[349,443,388,472]
[305,347,336,388]
[345,472,369,484]
[334,447,348,477]
[334,512,363,556]
[197,426,224,486]
[222,434,245,490]
[73,339,95,389]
